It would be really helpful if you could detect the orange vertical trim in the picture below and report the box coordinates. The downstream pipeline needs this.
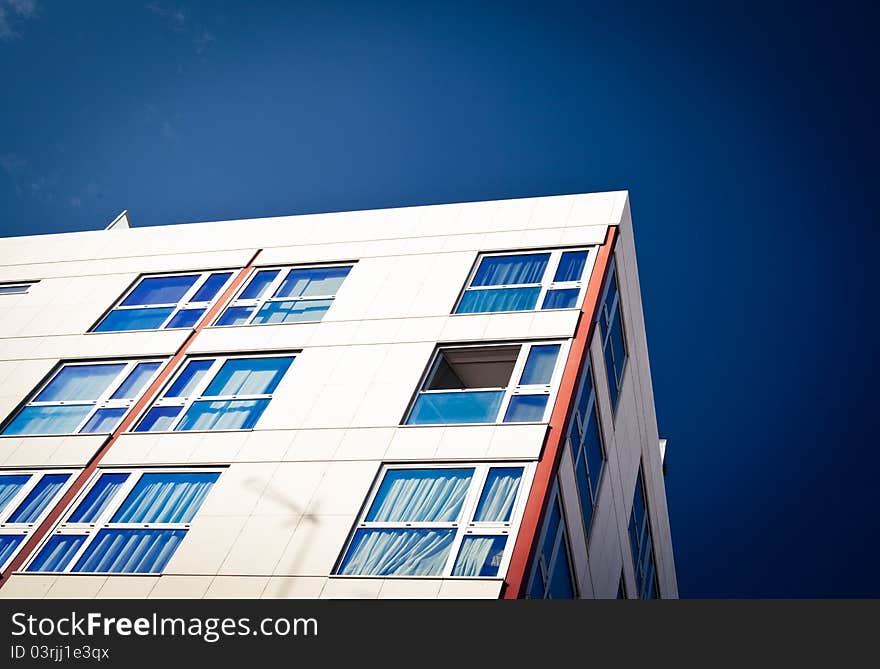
[503,228,618,598]
[0,250,262,585]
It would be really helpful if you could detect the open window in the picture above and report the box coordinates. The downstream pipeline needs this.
[405,342,565,425]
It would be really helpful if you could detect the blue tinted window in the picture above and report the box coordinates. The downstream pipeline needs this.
[503,395,548,422]
[2,405,92,436]
[473,468,523,522]
[165,359,214,397]
[72,529,186,573]
[80,408,127,434]
[215,306,254,326]
[584,410,604,495]
[600,265,627,408]
[190,272,232,302]
[110,362,161,400]
[609,305,626,384]
[519,345,560,385]
[541,288,579,309]
[554,250,588,282]
[0,475,30,514]
[604,348,619,408]
[548,542,574,598]
[239,270,279,300]
[112,472,219,524]
[203,357,294,396]
[134,406,181,432]
[68,473,129,523]
[366,469,473,523]
[628,467,658,598]
[252,299,332,324]
[0,535,24,568]
[121,275,199,306]
[36,364,126,402]
[407,390,504,424]
[8,474,70,523]
[528,564,546,599]
[456,287,540,313]
[165,308,205,329]
[275,266,350,298]
[176,399,270,430]
[93,306,174,332]
[338,528,455,577]
[472,254,549,286]
[452,535,507,576]
[27,535,86,572]
[541,501,561,560]
[574,453,593,530]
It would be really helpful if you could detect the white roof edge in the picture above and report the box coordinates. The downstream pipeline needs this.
[124,190,631,232]
[659,438,668,462]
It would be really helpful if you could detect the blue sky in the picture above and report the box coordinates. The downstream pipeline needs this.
[1,1,878,596]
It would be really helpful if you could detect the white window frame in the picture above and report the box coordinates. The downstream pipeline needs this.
[1,359,167,437]
[405,340,570,425]
[0,469,77,571]
[91,269,238,333]
[131,352,297,433]
[0,282,36,295]
[336,462,536,579]
[527,483,577,598]
[24,467,224,574]
[212,262,353,327]
[454,247,597,314]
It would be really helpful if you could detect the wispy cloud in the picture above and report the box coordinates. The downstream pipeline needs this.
[0,0,39,42]
[193,28,214,54]
[0,153,26,196]
[146,3,216,54]
[146,2,186,32]
[1,152,100,210]
[161,119,178,143]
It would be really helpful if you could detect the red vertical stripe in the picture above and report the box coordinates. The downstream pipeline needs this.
[503,228,618,598]
[0,251,262,585]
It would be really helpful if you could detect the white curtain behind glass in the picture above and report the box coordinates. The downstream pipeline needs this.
[205,358,293,396]
[341,529,454,576]
[112,473,218,523]
[35,364,124,401]
[452,536,503,576]
[367,469,473,522]
[473,468,522,522]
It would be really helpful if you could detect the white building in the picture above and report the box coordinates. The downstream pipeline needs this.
[0,191,676,599]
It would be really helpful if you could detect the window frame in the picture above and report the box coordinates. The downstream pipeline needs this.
[211,262,354,327]
[90,269,238,333]
[130,352,297,433]
[453,247,596,315]
[335,462,535,579]
[567,356,607,543]
[526,483,577,598]
[0,359,168,437]
[0,282,36,295]
[598,258,629,412]
[0,469,77,571]
[23,467,224,575]
[403,340,570,426]
[628,463,660,599]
